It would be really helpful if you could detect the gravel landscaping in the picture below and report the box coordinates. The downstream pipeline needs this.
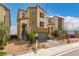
[3,39,48,55]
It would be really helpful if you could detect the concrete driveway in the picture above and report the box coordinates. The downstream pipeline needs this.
[43,40,66,48]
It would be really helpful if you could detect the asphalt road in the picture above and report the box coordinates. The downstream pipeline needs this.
[61,48,79,56]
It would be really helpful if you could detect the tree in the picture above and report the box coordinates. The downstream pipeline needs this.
[0,22,6,49]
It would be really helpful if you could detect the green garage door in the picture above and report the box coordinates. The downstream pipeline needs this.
[38,32,48,42]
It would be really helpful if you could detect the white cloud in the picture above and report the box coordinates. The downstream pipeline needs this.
[64,16,79,33]
[10,25,17,35]
[49,15,79,33]
[48,15,54,18]
[48,15,64,18]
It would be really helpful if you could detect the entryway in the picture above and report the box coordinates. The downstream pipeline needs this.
[22,23,28,41]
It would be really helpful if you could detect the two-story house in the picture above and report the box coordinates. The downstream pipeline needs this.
[17,6,48,42]
[48,16,64,38]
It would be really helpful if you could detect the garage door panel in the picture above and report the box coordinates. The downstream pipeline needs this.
[38,32,48,42]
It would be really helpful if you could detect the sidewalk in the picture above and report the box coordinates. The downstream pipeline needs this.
[17,43,79,56]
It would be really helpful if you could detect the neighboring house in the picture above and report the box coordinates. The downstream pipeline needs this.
[67,33,79,38]
[48,16,64,38]
[17,6,48,42]
[0,4,11,39]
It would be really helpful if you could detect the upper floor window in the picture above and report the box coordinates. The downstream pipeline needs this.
[22,13,25,18]
[40,12,44,18]
[58,18,62,28]
[32,10,36,15]
[48,18,51,23]
[32,20,36,27]
[48,27,50,34]
[40,21,44,27]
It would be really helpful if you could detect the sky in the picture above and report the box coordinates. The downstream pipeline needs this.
[2,3,79,34]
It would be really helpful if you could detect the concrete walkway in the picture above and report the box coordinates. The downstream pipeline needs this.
[17,43,79,56]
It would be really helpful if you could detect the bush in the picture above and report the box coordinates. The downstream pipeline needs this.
[0,22,8,48]
[28,32,35,44]
[0,38,3,46]
[0,34,4,49]
[0,51,7,56]
[0,47,4,50]
[41,44,46,48]
[52,30,59,38]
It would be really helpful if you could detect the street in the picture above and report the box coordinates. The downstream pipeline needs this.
[17,43,79,56]
[61,47,79,56]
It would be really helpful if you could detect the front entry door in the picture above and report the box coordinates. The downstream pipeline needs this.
[22,23,28,41]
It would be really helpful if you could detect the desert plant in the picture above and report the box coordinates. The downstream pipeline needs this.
[0,22,7,49]
[0,51,7,56]
[41,44,46,48]
[52,30,59,38]
[28,32,35,44]
[63,31,68,39]
[52,28,68,40]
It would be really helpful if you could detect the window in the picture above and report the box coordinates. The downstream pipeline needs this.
[51,27,53,32]
[32,20,36,27]
[48,27,50,34]
[32,10,36,15]
[58,18,62,28]
[40,22,44,27]
[48,18,51,23]
[22,13,25,18]
[40,12,44,18]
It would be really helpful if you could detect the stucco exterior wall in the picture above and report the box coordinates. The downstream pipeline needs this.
[0,4,10,39]
[37,7,48,28]
[28,6,48,33]
[49,17,58,31]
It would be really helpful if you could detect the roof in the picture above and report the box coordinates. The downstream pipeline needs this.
[0,4,9,11]
[27,5,47,13]
[53,16,64,19]
[48,16,64,19]
[0,4,11,26]
[18,9,26,12]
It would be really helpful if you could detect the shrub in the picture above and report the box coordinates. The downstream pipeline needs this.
[0,47,4,50]
[67,40,70,44]
[52,30,59,38]
[0,51,7,56]
[41,44,46,48]
[28,32,35,44]
[0,30,5,49]
[52,29,68,40]
[0,22,7,49]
